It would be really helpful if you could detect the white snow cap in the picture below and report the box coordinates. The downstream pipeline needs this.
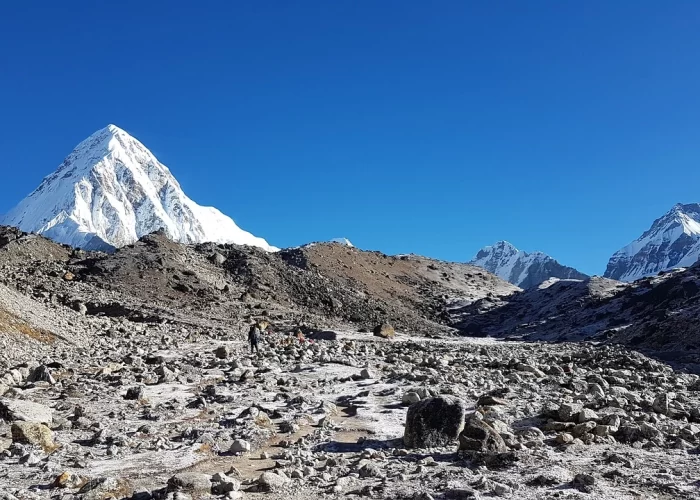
[469,240,586,288]
[470,241,547,286]
[605,203,700,282]
[1,124,278,252]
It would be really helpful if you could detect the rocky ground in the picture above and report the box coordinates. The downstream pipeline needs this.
[2,329,700,499]
[2,226,700,499]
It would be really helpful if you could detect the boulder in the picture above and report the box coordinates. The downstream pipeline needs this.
[28,365,55,384]
[230,439,251,453]
[653,393,672,415]
[402,391,421,406]
[214,346,230,359]
[53,471,85,489]
[11,422,56,451]
[459,416,508,453]
[124,386,145,401]
[0,398,53,425]
[306,330,338,341]
[167,472,213,494]
[209,253,226,265]
[558,402,583,423]
[78,477,132,500]
[373,324,395,339]
[404,396,467,448]
[258,471,290,492]
[211,472,241,494]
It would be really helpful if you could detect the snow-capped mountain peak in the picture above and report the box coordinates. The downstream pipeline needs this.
[1,125,277,252]
[469,241,587,288]
[604,203,700,282]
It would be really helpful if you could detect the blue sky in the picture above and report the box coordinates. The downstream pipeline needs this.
[1,2,699,275]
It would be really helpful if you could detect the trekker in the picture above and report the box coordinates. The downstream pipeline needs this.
[248,322,261,354]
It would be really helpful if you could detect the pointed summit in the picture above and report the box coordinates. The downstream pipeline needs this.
[1,125,277,252]
[469,241,587,288]
[605,203,700,281]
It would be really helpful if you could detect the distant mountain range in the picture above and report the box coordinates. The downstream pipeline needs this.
[468,241,587,288]
[2,125,700,285]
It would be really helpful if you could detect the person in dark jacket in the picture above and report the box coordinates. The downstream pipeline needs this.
[248,322,261,354]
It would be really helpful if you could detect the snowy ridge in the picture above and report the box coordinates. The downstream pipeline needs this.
[469,241,587,288]
[1,125,277,252]
[605,203,700,282]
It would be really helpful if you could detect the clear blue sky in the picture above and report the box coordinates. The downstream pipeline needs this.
[1,2,699,275]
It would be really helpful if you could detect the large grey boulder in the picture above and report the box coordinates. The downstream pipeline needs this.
[0,399,53,425]
[258,471,290,492]
[167,472,213,494]
[404,396,467,448]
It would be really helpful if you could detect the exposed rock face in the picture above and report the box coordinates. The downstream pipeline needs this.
[403,396,467,448]
[470,240,587,288]
[605,203,700,282]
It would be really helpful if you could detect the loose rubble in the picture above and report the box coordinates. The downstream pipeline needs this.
[0,227,700,499]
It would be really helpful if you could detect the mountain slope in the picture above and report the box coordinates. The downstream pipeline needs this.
[605,203,700,282]
[1,125,277,252]
[469,240,587,288]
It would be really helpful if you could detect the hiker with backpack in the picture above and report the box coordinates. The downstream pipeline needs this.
[248,321,261,354]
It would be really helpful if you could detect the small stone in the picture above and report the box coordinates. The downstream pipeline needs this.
[360,368,373,380]
[493,481,512,496]
[573,473,595,492]
[476,395,509,407]
[359,462,381,478]
[577,408,599,423]
[402,392,421,405]
[653,393,672,415]
[556,433,575,444]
